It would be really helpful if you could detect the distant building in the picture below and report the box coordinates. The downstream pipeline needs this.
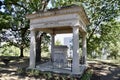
[55,34,73,58]
[64,37,72,46]
[64,37,73,58]
[55,34,72,45]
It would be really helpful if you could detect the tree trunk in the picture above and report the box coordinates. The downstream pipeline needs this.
[36,32,45,63]
[19,46,24,57]
[114,55,117,59]
[36,35,42,63]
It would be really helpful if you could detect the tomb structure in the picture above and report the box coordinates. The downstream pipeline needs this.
[26,5,90,75]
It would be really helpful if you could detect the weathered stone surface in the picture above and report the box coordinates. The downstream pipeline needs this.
[27,5,89,75]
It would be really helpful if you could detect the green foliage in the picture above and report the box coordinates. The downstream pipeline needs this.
[26,69,40,76]
[84,0,120,57]
[0,43,19,56]
[0,0,30,57]
[55,39,62,45]
[41,33,50,52]
[0,12,12,30]
[80,69,93,80]
[109,42,120,59]
[17,67,26,75]
[51,0,82,8]
[0,0,51,57]
[50,0,120,59]
[17,68,93,80]
[0,0,120,59]
[26,0,43,12]
[83,0,120,58]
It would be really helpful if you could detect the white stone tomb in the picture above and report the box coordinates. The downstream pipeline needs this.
[26,5,90,75]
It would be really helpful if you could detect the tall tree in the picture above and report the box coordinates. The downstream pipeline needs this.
[0,0,51,60]
[82,0,120,56]
[1,0,120,59]
[0,1,30,57]
[50,0,120,57]
[0,0,30,57]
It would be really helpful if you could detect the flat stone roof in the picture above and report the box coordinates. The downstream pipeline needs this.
[26,5,90,26]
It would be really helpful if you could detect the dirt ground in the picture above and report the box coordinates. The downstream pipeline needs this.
[89,61,120,80]
[0,56,120,80]
[0,57,29,80]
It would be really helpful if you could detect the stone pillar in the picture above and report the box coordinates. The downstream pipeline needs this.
[82,33,87,64]
[51,34,55,62]
[29,30,36,68]
[72,26,80,74]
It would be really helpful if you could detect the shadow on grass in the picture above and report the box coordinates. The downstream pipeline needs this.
[0,56,93,80]
[89,61,120,80]
[16,68,92,80]
[1,56,120,80]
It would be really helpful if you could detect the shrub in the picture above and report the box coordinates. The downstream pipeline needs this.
[80,69,93,80]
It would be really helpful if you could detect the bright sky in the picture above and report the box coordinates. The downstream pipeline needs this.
[48,0,52,8]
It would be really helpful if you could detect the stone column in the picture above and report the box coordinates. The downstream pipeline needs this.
[82,33,87,64]
[51,34,55,62]
[29,30,36,68]
[72,26,80,74]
